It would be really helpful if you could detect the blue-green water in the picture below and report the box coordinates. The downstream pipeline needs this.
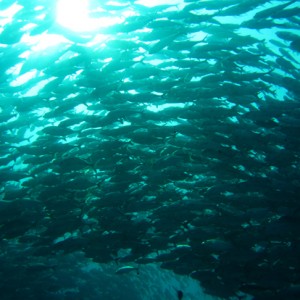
[1,0,300,299]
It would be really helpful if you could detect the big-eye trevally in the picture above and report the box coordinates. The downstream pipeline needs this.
[0,0,299,299]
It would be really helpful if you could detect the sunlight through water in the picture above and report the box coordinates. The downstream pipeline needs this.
[56,0,101,32]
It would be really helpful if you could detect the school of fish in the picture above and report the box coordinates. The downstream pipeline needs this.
[1,0,300,299]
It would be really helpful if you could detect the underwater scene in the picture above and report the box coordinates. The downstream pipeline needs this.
[1,0,300,299]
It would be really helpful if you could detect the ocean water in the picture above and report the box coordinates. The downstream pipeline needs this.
[1,0,300,299]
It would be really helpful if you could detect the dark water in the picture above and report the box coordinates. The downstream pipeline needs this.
[1,0,300,299]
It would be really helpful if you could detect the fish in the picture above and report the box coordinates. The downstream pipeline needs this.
[254,0,297,19]
[115,266,139,275]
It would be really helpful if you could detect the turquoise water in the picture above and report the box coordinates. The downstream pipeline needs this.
[1,0,300,299]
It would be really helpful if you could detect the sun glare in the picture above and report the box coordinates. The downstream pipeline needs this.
[56,0,100,33]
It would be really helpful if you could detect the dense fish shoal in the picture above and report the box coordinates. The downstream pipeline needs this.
[1,0,300,299]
